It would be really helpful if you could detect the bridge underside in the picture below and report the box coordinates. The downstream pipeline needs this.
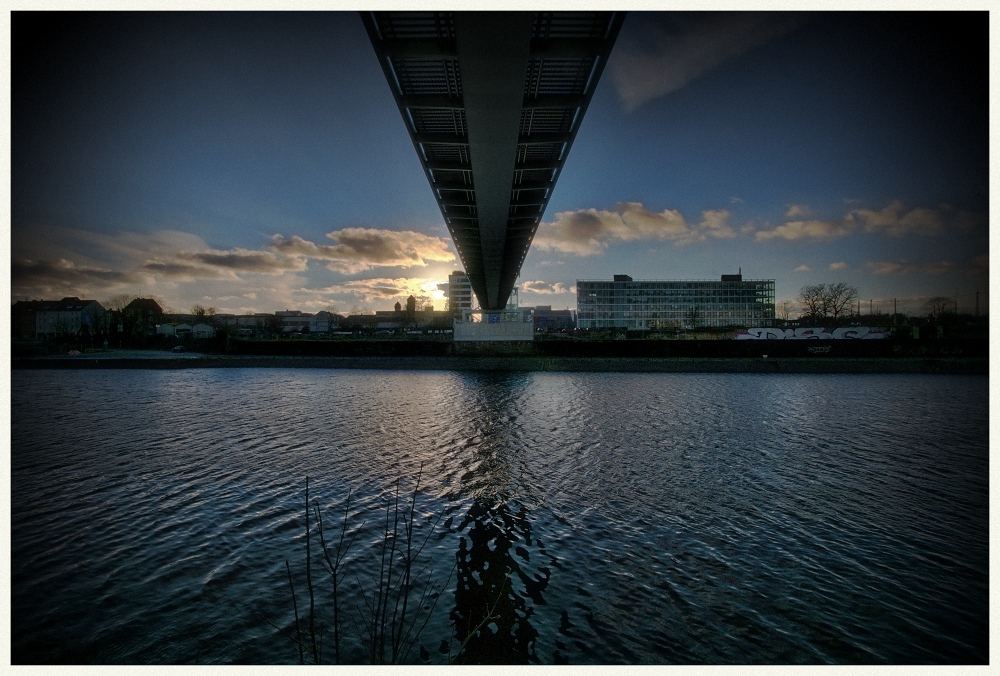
[363,11,624,311]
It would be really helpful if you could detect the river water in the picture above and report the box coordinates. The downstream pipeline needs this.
[11,369,988,664]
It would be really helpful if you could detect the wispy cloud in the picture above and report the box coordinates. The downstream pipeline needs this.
[521,280,573,295]
[534,203,734,255]
[828,261,848,270]
[756,219,855,242]
[865,260,954,275]
[847,200,944,237]
[270,228,454,273]
[611,12,806,111]
[138,260,234,279]
[793,265,810,272]
[756,201,973,242]
[177,249,306,273]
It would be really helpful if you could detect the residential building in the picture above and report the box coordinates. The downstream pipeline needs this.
[191,323,215,339]
[576,273,775,330]
[275,310,315,333]
[12,300,47,339]
[122,298,163,338]
[27,297,107,338]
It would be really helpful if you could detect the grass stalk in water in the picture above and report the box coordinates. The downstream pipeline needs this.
[275,466,451,664]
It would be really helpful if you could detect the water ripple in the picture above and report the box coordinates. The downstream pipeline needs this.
[11,369,988,664]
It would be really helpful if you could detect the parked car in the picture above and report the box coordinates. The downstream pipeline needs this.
[171,345,185,352]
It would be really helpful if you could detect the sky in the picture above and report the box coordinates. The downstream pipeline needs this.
[10,10,989,317]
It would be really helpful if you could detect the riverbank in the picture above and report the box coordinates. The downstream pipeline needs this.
[11,353,988,374]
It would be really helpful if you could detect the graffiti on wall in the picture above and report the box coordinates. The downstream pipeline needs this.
[735,326,889,340]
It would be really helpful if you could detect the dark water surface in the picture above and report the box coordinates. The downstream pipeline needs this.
[11,370,988,664]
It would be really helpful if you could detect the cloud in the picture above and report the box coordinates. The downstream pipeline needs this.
[175,249,306,273]
[954,210,987,234]
[12,258,144,296]
[534,203,734,255]
[969,254,988,274]
[756,201,977,243]
[729,196,744,204]
[270,228,454,273]
[756,219,856,241]
[611,12,806,110]
[828,262,848,270]
[697,209,737,240]
[793,265,810,272]
[847,200,945,237]
[521,280,573,295]
[139,260,234,278]
[865,260,954,275]
[13,223,213,271]
[314,277,448,304]
[139,248,306,280]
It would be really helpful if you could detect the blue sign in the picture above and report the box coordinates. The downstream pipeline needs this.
[488,313,500,324]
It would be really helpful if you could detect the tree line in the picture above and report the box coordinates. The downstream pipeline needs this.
[788,283,975,322]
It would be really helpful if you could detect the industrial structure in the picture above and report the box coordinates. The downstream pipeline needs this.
[577,274,776,330]
[362,11,625,312]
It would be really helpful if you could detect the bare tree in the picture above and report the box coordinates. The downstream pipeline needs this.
[826,282,859,320]
[104,293,138,312]
[799,283,858,320]
[190,304,216,319]
[798,284,827,319]
[923,296,954,319]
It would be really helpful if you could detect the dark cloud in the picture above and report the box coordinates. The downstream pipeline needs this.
[139,260,230,278]
[175,249,306,273]
[12,258,143,295]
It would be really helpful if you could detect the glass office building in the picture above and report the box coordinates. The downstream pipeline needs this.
[576,274,775,330]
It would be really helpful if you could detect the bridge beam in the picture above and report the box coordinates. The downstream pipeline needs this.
[363,11,624,311]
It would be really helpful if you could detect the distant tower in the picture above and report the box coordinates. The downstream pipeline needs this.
[394,301,402,312]
[406,295,416,313]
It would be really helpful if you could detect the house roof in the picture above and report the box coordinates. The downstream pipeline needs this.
[124,298,163,313]
[14,297,104,312]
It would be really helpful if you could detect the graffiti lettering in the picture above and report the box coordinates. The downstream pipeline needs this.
[735,327,889,340]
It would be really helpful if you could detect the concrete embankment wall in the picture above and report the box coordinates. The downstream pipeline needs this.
[215,337,984,359]
[12,355,987,374]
